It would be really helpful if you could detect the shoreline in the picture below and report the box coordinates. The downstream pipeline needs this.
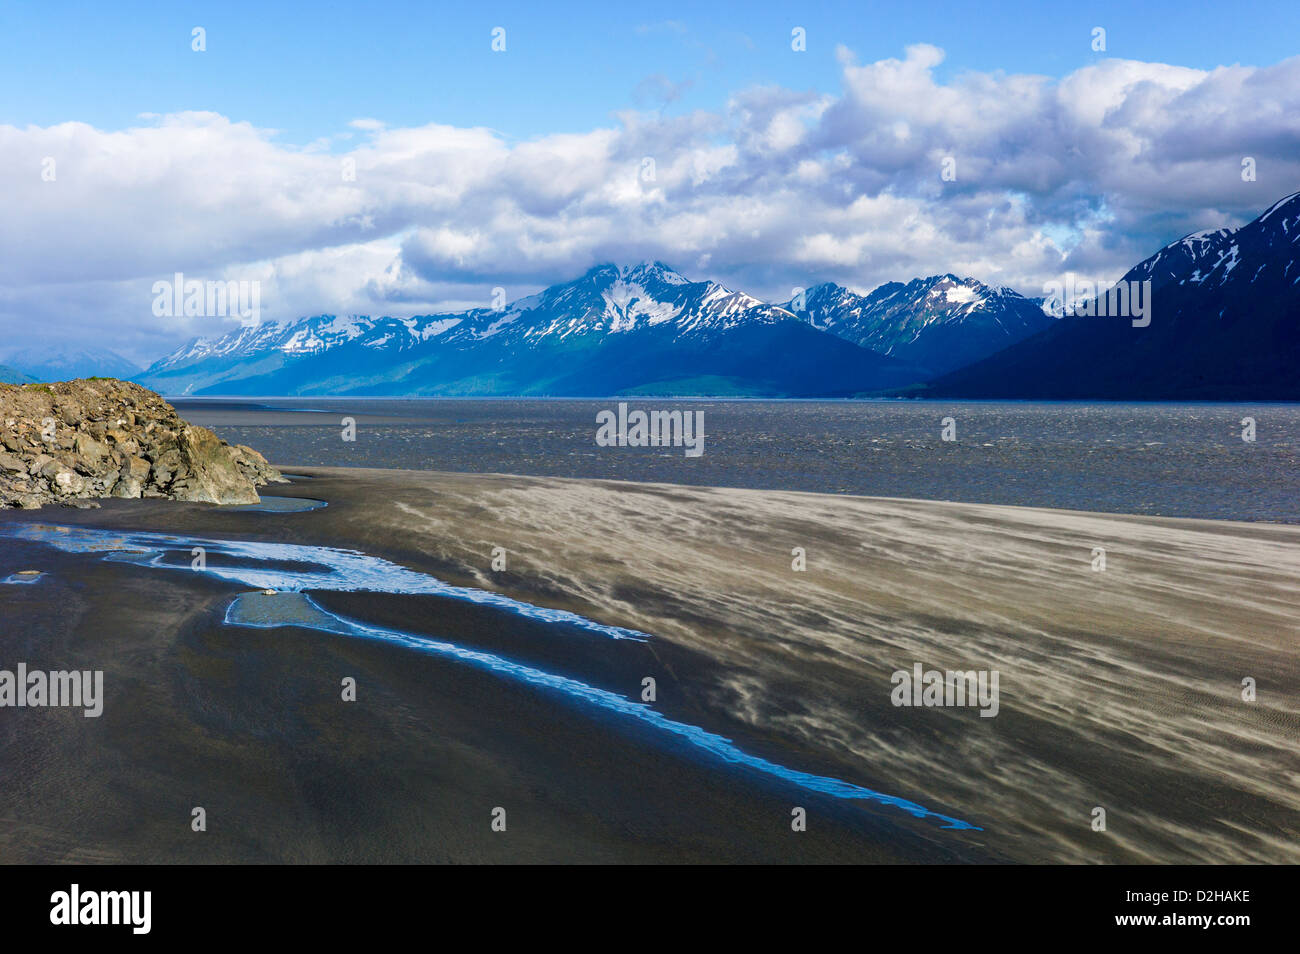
[1,466,1296,863]
[176,398,1300,525]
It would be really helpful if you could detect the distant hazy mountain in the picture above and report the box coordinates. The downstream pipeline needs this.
[137,262,923,397]
[783,275,1054,376]
[4,345,141,382]
[923,192,1300,400]
[0,364,35,385]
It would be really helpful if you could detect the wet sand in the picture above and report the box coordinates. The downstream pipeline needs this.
[1,467,1296,863]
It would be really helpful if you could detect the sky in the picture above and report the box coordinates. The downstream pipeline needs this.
[2,0,1298,365]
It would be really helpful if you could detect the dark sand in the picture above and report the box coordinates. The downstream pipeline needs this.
[1,467,1296,863]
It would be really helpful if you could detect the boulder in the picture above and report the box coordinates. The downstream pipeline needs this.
[169,425,260,505]
[50,468,87,496]
[73,432,109,466]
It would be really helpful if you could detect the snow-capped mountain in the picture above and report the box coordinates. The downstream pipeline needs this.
[926,191,1300,399]
[782,275,1054,376]
[138,262,923,397]
[134,193,1300,402]
[3,345,141,382]
[147,262,798,374]
[144,313,451,375]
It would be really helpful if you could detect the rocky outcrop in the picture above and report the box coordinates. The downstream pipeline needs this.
[0,379,284,510]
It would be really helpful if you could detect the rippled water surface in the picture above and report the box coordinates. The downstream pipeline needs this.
[174,398,1300,522]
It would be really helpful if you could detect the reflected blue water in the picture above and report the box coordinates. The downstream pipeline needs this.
[1,571,44,585]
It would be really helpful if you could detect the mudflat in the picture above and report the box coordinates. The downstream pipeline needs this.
[1,466,1296,863]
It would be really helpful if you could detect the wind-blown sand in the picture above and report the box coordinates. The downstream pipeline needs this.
[1,466,1296,863]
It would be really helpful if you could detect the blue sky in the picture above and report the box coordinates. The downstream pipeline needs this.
[1,0,1298,362]
[3,0,1296,144]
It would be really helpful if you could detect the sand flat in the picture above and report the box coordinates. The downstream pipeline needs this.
[286,467,1300,863]
[1,466,1296,863]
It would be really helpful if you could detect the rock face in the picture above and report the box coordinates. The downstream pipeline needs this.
[0,379,284,510]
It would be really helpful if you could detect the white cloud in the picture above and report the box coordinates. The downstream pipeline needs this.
[2,47,1298,364]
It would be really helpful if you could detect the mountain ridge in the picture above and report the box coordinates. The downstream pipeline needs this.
[138,261,922,397]
[3,345,141,383]
[0,364,35,385]
[780,274,1054,376]
[922,191,1300,400]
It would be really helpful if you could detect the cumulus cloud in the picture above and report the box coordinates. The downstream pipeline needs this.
[3,46,1298,363]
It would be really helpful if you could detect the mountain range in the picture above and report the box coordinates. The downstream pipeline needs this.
[137,262,926,397]
[136,265,1051,397]
[12,191,1288,400]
